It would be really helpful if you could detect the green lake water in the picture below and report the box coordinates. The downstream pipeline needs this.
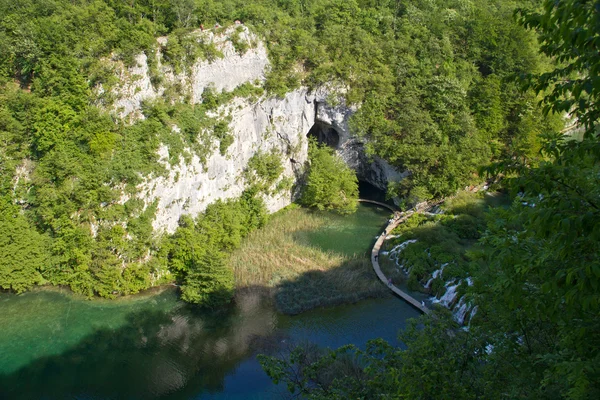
[0,204,421,399]
[299,203,391,256]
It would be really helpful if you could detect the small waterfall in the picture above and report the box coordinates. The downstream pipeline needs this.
[437,264,448,277]
[431,279,481,326]
[386,236,478,327]
[453,278,477,325]
[424,263,447,289]
[468,306,478,324]
[433,281,459,307]
[453,297,470,324]
[428,273,480,326]
[388,239,417,269]
[424,277,434,289]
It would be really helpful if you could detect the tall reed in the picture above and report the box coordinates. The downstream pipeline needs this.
[230,207,388,314]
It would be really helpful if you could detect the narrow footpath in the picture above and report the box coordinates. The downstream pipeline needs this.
[370,208,431,314]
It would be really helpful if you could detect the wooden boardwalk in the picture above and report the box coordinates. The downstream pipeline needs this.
[357,198,397,212]
[371,211,430,314]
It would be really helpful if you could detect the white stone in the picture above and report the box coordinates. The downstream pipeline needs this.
[110,26,268,121]
[140,89,317,233]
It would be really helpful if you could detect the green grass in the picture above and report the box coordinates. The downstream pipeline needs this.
[230,205,390,314]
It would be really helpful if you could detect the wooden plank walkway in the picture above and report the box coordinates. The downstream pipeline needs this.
[371,211,431,314]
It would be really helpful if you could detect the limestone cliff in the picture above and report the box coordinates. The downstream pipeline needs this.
[103,25,404,233]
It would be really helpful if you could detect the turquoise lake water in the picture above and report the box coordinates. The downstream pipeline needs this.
[0,204,421,399]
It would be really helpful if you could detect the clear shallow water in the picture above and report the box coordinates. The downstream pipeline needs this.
[0,204,420,399]
[298,203,392,257]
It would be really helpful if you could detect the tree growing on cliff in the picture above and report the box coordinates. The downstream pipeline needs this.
[301,141,358,214]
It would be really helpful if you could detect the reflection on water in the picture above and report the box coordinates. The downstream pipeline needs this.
[0,204,420,399]
[0,289,419,399]
[0,289,276,399]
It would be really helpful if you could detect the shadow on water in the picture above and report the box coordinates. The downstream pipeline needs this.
[274,258,391,315]
[275,203,393,314]
[0,200,422,399]
[0,290,282,400]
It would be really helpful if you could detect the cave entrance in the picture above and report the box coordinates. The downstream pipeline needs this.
[358,180,395,207]
[307,121,340,148]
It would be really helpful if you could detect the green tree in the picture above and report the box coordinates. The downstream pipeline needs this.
[301,141,358,214]
[478,3,600,394]
[517,0,600,136]
[180,248,234,307]
[168,194,266,307]
[172,0,196,28]
[0,197,50,293]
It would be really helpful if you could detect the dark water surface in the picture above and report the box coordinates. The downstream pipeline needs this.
[0,205,420,399]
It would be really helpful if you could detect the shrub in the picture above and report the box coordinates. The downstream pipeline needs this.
[301,141,358,214]
[181,249,234,307]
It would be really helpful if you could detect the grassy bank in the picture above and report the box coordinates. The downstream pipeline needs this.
[230,205,390,315]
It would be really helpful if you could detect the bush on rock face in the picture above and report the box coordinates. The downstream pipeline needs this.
[300,141,358,215]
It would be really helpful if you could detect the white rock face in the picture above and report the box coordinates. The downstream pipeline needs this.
[112,52,161,120]
[142,89,318,233]
[103,26,405,233]
[110,26,268,121]
[188,29,269,103]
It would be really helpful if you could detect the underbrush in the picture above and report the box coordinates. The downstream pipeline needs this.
[230,206,387,314]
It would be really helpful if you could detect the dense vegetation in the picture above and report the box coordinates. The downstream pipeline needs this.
[0,0,272,298]
[380,191,509,295]
[167,191,267,306]
[0,0,560,298]
[301,141,358,214]
[259,1,600,399]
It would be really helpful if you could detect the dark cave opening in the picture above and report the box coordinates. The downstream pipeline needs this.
[307,121,340,148]
[358,180,395,207]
